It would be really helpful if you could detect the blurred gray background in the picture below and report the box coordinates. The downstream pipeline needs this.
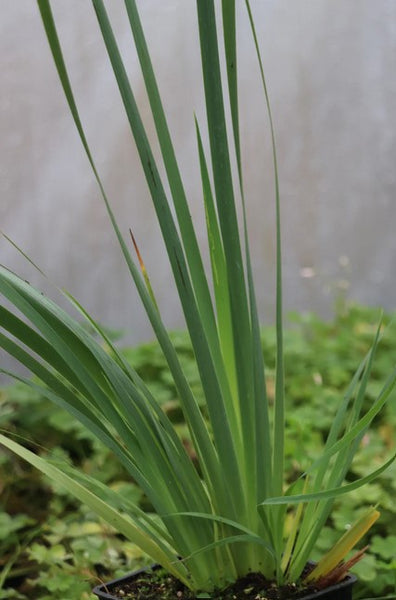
[1,1,395,364]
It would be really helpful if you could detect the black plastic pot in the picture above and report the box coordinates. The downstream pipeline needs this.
[298,573,357,600]
[92,566,357,600]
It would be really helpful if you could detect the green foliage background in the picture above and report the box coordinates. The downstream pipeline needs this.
[1,302,395,599]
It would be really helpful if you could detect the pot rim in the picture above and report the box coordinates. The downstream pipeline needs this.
[92,566,358,600]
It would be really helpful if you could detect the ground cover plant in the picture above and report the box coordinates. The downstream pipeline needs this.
[1,304,395,599]
[1,1,395,598]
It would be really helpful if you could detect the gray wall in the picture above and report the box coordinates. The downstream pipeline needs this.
[1,1,395,362]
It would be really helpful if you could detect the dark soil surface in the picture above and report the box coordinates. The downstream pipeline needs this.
[102,568,321,600]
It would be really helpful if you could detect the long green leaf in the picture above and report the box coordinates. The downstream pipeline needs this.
[0,433,190,587]
[245,0,284,501]
[197,0,256,525]
[260,452,396,505]
[304,367,396,479]
[195,119,240,440]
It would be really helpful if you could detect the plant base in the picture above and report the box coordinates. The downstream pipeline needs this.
[92,566,357,600]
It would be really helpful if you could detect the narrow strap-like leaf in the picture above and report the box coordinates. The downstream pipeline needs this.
[197,0,256,516]
[222,1,272,505]
[245,0,285,499]
[0,433,191,587]
[261,452,395,506]
[195,119,240,441]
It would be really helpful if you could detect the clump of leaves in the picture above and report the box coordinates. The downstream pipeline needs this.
[0,3,395,593]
